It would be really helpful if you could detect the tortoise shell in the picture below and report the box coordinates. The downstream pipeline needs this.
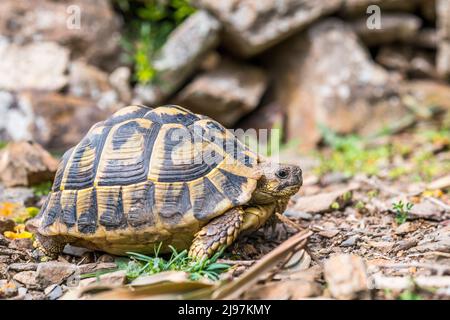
[36,105,261,252]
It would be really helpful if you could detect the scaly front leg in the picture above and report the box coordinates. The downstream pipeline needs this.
[189,207,244,260]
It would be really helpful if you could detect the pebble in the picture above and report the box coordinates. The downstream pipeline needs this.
[341,235,359,247]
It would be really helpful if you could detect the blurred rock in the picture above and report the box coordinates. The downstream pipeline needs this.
[341,0,419,16]
[266,19,407,150]
[237,102,285,134]
[351,14,422,46]
[405,28,438,49]
[376,46,438,78]
[401,80,450,112]
[36,262,78,288]
[44,284,63,300]
[13,271,38,288]
[409,200,446,221]
[109,67,132,104]
[194,0,341,57]
[79,270,126,287]
[420,0,436,22]
[0,0,121,68]
[437,0,450,78]
[0,187,36,207]
[0,40,69,91]
[292,189,353,214]
[134,10,221,105]
[0,141,58,187]
[68,60,121,110]
[176,59,267,126]
[324,254,369,299]
[0,92,110,151]
[0,219,15,234]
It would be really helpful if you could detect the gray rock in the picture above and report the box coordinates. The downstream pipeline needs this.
[0,0,121,68]
[44,284,63,300]
[265,19,407,151]
[68,61,120,111]
[0,186,36,206]
[176,58,268,126]
[194,0,341,57]
[134,10,221,105]
[0,41,69,91]
[341,235,359,247]
[109,67,132,104]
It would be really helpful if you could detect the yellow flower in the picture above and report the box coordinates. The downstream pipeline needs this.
[3,224,33,239]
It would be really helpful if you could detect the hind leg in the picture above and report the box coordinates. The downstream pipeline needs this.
[33,234,67,261]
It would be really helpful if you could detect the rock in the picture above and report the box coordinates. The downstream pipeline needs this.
[0,234,10,246]
[0,41,69,91]
[401,80,450,112]
[284,210,313,220]
[13,271,38,288]
[341,235,359,247]
[319,229,340,238]
[78,262,117,274]
[413,226,450,253]
[0,0,121,68]
[0,141,58,187]
[244,279,322,299]
[194,0,341,57]
[420,0,436,22]
[0,219,15,234]
[97,254,115,263]
[68,61,121,110]
[134,10,221,105]
[176,59,268,126]
[62,244,92,257]
[376,46,437,78]
[9,238,33,251]
[341,0,419,16]
[36,262,78,288]
[409,200,446,221]
[0,186,36,206]
[320,172,350,186]
[293,189,353,214]
[405,28,438,49]
[79,270,126,287]
[8,263,38,272]
[44,284,63,300]
[324,254,369,299]
[395,222,418,235]
[0,280,18,298]
[265,19,407,151]
[237,102,285,133]
[0,92,112,151]
[109,67,132,104]
[437,0,450,78]
[351,14,422,46]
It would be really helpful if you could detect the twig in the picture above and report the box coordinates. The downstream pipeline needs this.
[216,259,255,266]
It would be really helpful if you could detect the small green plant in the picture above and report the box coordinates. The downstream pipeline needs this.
[33,181,52,197]
[32,181,52,197]
[392,200,414,225]
[398,289,422,300]
[115,0,196,84]
[0,141,7,149]
[124,243,230,281]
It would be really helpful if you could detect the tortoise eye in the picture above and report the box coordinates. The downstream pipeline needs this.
[276,168,289,179]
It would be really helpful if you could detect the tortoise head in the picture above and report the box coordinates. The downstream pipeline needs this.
[252,162,303,204]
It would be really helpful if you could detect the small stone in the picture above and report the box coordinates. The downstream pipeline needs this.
[79,270,126,287]
[0,219,15,234]
[0,279,18,298]
[8,263,38,272]
[78,262,117,274]
[62,244,92,257]
[324,254,369,300]
[293,189,353,214]
[36,262,78,287]
[13,271,38,288]
[341,235,359,247]
[319,229,340,239]
[44,284,63,300]
[284,210,313,220]
[395,222,418,235]
[9,238,33,251]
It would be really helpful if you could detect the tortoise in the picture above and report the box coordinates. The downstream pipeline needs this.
[28,105,302,260]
